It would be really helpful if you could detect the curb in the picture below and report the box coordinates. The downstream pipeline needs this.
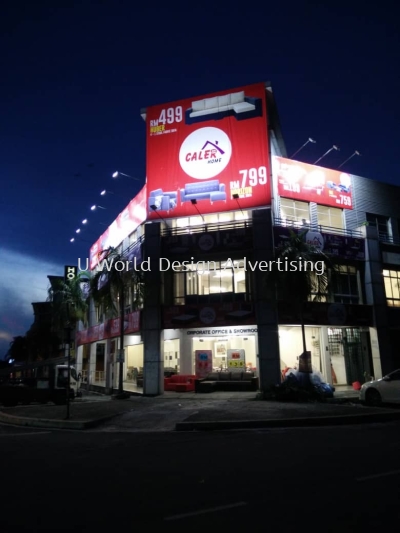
[175,410,400,431]
[0,410,129,431]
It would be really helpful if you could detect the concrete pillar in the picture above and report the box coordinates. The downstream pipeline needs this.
[252,209,281,390]
[88,342,97,388]
[142,222,163,396]
[320,327,332,384]
[364,225,392,374]
[180,332,193,375]
[76,345,83,376]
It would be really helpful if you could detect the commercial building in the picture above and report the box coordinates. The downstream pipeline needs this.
[76,81,400,395]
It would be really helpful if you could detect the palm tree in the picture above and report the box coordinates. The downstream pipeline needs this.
[47,273,89,335]
[90,247,144,396]
[269,229,337,376]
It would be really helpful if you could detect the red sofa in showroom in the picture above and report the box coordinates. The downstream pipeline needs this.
[164,374,196,392]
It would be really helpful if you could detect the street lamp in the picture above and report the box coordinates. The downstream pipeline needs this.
[290,137,316,159]
[314,145,340,165]
[100,189,125,198]
[112,171,140,181]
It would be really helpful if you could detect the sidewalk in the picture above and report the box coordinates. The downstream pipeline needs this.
[1,390,400,431]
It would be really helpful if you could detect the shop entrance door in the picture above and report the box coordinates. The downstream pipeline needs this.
[342,328,366,385]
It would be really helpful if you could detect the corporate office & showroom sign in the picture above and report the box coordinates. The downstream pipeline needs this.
[146,82,271,219]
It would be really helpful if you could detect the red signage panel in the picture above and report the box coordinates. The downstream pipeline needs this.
[272,156,353,209]
[75,311,141,345]
[89,185,147,270]
[146,82,271,219]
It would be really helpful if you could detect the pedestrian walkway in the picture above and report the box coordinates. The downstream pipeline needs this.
[1,389,399,431]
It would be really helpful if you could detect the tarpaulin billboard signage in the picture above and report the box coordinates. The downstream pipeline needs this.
[89,185,147,270]
[272,156,353,209]
[146,82,271,219]
[75,311,141,345]
[273,226,365,260]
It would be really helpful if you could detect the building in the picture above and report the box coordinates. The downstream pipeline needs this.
[75,81,400,396]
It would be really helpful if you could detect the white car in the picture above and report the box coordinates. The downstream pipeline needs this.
[360,369,400,406]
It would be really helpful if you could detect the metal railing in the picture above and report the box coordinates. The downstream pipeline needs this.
[161,218,252,236]
[274,218,363,238]
[379,233,400,245]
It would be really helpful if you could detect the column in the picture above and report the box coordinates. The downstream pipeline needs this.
[252,209,281,390]
[142,223,163,395]
[179,332,193,375]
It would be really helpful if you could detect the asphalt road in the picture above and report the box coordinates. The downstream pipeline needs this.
[2,421,400,531]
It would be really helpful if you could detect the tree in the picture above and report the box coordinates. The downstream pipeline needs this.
[268,229,338,375]
[90,247,144,396]
[7,336,30,363]
[47,273,89,336]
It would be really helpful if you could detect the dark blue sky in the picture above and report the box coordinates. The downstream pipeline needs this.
[0,1,398,355]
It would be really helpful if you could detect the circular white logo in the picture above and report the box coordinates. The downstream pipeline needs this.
[179,127,232,179]
[198,233,214,251]
[199,307,216,325]
[305,231,324,251]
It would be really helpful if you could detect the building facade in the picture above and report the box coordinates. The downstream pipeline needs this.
[75,81,400,395]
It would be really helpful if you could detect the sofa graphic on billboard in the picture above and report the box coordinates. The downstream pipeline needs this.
[272,156,353,209]
[145,83,271,219]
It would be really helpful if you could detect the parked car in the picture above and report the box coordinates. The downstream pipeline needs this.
[360,369,400,406]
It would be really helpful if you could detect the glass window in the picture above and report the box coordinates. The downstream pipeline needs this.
[317,205,343,230]
[280,199,310,227]
[383,270,400,306]
[173,259,247,303]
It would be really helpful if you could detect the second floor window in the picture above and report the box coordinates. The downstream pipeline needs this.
[280,198,310,227]
[173,259,247,305]
[316,206,344,230]
[383,269,400,307]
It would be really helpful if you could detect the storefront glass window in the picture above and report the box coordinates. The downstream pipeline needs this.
[383,269,400,306]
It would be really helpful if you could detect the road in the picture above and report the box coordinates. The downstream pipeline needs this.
[2,420,400,531]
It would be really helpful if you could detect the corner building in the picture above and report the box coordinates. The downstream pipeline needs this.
[76,81,400,395]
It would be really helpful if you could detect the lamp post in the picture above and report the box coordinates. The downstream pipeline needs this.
[64,325,72,419]
[117,290,125,396]
[112,171,140,181]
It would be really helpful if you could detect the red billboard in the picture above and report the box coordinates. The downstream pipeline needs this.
[89,185,147,270]
[272,156,353,209]
[146,83,271,219]
[75,311,141,345]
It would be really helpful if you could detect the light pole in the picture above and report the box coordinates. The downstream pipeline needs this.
[64,325,72,419]
[117,289,125,396]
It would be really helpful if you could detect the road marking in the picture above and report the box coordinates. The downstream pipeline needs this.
[0,431,51,437]
[356,469,400,482]
[164,501,247,520]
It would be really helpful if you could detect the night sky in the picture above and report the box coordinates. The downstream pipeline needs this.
[1,1,398,357]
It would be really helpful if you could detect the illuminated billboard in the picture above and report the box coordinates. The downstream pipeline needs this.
[145,82,271,219]
[89,185,147,270]
[272,156,353,209]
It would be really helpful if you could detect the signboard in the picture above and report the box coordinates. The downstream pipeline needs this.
[278,301,373,326]
[272,156,353,209]
[162,226,253,255]
[146,83,271,219]
[163,302,255,329]
[273,226,365,260]
[194,350,212,378]
[64,265,77,282]
[227,348,245,372]
[89,185,147,270]
[75,310,141,345]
